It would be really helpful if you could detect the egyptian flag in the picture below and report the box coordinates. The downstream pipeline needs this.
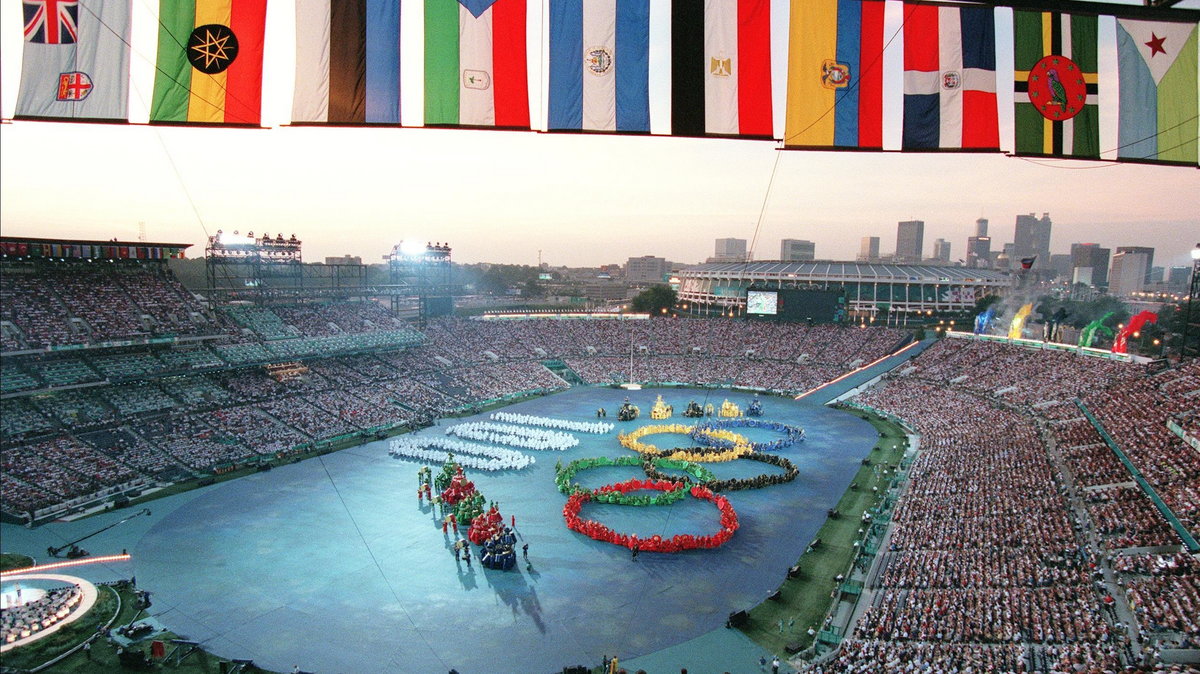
[902,3,999,150]
[671,0,772,138]
[1020,256,1036,270]
[784,0,885,148]
[150,0,267,125]
[292,0,402,124]
[1013,11,1099,159]
[1116,19,1198,166]
[547,0,650,133]
[424,0,529,128]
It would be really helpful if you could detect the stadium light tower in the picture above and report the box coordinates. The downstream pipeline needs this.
[1182,244,1200,361]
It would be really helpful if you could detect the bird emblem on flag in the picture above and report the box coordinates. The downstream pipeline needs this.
[1026,55,1087,121]
[56,71,92,100]
[23,0,79,44]
[710,57,732,77]
[187,24,239,75]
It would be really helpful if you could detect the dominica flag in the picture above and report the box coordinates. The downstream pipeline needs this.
[1116,19,1198,166]
[671,0,772,138]
[150,0,268,125]
[784,0,885,149]
[424,0,529,128]
[547,0,650,133]
[902,3,999,151]
[292,0,402,124]
[1013,11,1099,159]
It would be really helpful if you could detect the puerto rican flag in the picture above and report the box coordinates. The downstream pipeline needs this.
[902,3,999,150]
[23,0,79,44]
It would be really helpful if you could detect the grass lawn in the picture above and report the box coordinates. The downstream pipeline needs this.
[737,408,908,657]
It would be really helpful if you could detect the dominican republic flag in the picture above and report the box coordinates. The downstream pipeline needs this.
[293,0,401,124]
[16,0,130,121]
[785,0,885,148]
[902,3,999,150]
[424,0,529,128]
[1116,19,1198,166]
[548,0,650,133]
[671,0,772,138]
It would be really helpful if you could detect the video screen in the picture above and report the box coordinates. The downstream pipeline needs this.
[746,290,778,315]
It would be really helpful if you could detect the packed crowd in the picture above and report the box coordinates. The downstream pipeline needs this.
[812,337,1199,672]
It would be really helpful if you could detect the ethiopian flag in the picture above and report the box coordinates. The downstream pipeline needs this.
[424,0,529,128]
[1013,11,1099,159]
[150,0,268,125]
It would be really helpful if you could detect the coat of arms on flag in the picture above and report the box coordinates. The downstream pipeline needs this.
[24,0,79,44]
[57,72,92,100]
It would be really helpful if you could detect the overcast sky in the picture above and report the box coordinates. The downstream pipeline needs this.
[1,0,1197,269]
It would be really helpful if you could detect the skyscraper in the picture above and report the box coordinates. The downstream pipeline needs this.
[713,238,748,263]
[858,236,880,262]
[896,220,924,263]
[780,239,816,262]
[1071,243,1110,288]
[967,236,992,268]
[932,238,951,263]
[975,218,988,237]
[1110,250,1151,296]
[1115,246,1155,284]
[1013,213,1052,267]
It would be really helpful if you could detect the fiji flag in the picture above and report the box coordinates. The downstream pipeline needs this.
[16,0,130,120]
[547,0,650,133]
[902,3,999,150]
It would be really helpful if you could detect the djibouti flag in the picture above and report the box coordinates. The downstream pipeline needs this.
[1116,19,1198,165]
[1013,11,1099,159]
[150,0,268,126]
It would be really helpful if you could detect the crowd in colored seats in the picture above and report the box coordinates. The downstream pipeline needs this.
[804,337,1198,672]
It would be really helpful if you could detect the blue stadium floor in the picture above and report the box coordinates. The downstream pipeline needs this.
[2,388,879,673]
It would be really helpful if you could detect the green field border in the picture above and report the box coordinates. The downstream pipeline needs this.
[736,407,910,657]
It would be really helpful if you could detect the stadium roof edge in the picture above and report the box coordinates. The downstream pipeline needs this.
[679,260,1012,281]
[1,235,193,249]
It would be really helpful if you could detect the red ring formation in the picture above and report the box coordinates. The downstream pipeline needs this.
[562,479,739,553]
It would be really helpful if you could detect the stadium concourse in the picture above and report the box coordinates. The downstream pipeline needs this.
[2,254,1198,671]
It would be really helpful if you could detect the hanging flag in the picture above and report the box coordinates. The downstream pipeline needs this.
[1116,19,1198,166]
[16,0,131,121]
[1013,12,1099,158]
[150,0,268,125]
[424,0,529,128]
[671,0,772,138]
[784,0,884,149]
[902,3,999,151]
[293,0,402,124]
[547,0,650,133]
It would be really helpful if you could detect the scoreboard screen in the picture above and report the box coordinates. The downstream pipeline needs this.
[746,290,778,315]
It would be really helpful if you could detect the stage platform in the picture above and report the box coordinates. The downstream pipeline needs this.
[1,387,877,673]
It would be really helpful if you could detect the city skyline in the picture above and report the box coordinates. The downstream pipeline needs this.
[1,0,1197,269]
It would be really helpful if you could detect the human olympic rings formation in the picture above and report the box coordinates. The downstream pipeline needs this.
[555,456,716,505]
[617,423,802,492]
[562,481,739,553]
[689,419,805,452]
[617,424,754,462]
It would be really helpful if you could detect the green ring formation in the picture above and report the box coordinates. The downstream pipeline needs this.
[555,456,715,506]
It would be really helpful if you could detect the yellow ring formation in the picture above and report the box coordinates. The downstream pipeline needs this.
[618,424,754,462]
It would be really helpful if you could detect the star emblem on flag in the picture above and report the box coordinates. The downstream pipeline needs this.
[187,24,239,74]
[1144,32,1167,57]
